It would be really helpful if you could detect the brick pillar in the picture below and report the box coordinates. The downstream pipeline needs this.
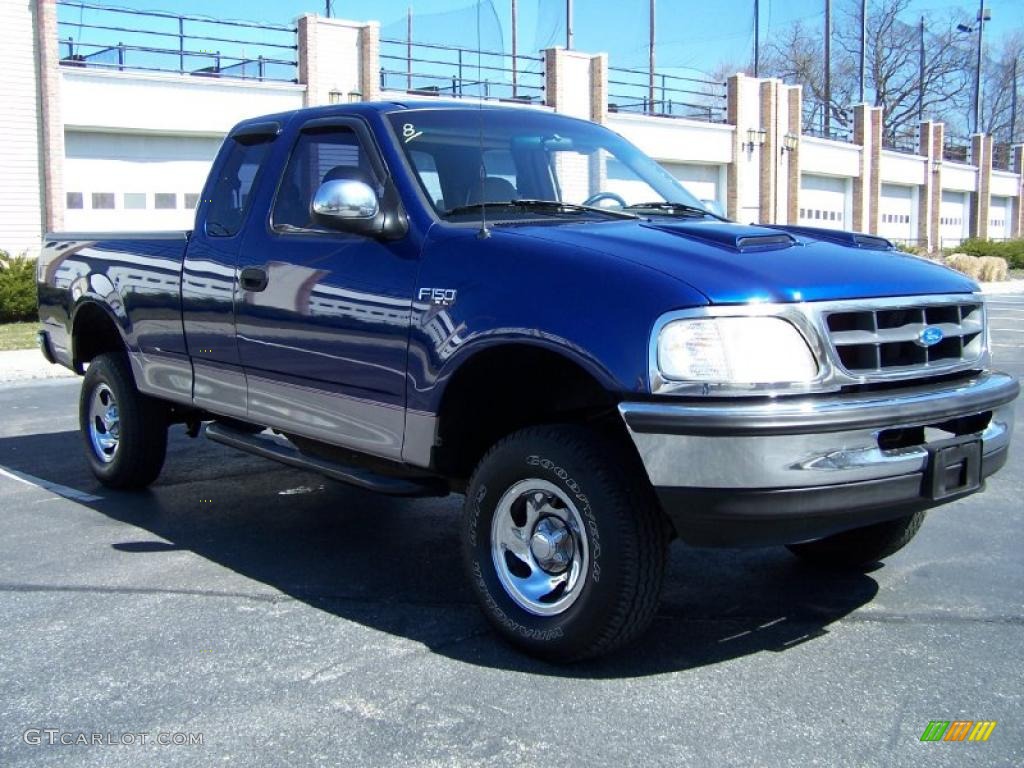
[589,53,608,124]
[758,79,779,224]
[544,48,598,118]
[1013,146,1024,237]
[359,22,380,102]
[727,73,762,223]
[868,107,882,234]
[918,121,943,253]
[36,0,64,233]
[297,15,317,106]
[852,104,882,234]
[852,105,868,232]
[297,15,378,106]
[786,85,802,225]
[970,133,993,240]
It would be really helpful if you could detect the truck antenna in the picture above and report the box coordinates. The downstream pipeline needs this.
[475,1,490,239]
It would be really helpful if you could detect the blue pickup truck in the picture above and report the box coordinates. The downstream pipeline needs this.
[38,102,1018,661]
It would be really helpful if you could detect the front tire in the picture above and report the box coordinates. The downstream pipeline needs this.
[79,353,168,489]
[462,425,670,662]
[786,510,926,570]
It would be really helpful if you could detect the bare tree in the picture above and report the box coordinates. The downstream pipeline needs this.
[761,0,974,142]
[980,32,1024,145]
[761,20,857,135]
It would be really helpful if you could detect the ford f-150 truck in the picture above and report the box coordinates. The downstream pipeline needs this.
[38,102,1019,661]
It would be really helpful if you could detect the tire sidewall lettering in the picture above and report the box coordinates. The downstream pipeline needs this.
[525,454,601,581]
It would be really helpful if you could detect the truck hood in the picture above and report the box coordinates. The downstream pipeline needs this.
[505,218,976,304]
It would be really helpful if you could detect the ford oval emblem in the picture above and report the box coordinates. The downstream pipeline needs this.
[917,326,944,347]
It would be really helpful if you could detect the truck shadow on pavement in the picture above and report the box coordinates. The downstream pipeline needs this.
[0,427,879,679]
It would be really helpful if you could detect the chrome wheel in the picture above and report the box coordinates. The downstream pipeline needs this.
[88,383,120,463]
[490,478,589,616]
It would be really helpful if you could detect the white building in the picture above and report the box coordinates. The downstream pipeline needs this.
[1,0,1021,257]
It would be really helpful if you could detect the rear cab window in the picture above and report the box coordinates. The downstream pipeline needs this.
[204,130,275,237]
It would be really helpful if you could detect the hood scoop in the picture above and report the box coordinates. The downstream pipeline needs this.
[764,224,893,250]
[640,221,797,252]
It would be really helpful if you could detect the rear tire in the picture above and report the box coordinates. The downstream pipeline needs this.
[79,353,168,489]
[462,425,670,662]
[786,511,926,570]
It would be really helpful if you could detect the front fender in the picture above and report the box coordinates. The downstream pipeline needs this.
[407,225,708,414]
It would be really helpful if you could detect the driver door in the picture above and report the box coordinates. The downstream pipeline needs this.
[235,117,420,461]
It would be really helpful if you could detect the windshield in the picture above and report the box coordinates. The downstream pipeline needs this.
[386,108,710,220]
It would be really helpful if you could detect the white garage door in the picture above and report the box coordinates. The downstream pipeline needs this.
[64,131,222,232]
[940,190,969,247]
[879,183,915,243]
[990,196,1012,240]
[799,174,848,228]
[664,163,724,211]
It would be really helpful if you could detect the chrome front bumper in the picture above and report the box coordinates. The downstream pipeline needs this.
[619,372,1019,546]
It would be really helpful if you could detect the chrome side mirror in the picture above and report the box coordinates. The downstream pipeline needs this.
[311,179,380,221]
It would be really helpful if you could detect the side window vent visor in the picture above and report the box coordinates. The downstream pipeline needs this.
[230,121,282,143]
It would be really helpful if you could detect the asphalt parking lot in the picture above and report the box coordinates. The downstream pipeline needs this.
[1,295,1022,767]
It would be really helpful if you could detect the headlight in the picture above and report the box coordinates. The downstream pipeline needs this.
[657,316,818,384]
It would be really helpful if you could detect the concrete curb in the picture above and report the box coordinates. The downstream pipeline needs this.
[979,279,1024,295]
[0,349,76,384]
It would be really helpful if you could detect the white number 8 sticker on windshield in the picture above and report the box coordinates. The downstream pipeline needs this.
[403,123,423,143]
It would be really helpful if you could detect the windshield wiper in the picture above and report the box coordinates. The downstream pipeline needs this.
[624,201,724,220]
[443,199,637,220]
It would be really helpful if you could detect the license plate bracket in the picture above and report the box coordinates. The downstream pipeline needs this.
[924,436,982,501]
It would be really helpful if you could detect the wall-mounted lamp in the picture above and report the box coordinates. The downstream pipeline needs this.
[781,132,799,155]
[328,90,363,104]
[744,127,767,152]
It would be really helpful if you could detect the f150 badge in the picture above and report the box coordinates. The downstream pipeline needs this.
[418,287,458,307]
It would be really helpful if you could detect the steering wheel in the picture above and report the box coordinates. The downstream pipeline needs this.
[582,191,627,209]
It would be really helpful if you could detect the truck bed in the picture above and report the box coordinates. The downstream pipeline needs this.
[37,231,190,371]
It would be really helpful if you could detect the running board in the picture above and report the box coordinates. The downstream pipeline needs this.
[205,423,447,497]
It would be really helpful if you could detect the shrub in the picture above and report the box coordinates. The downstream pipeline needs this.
[955,238,1024,269]
[944,252,983,280]
[978,255,1008,282]
[895,243,927,257]
[0,251,38,322]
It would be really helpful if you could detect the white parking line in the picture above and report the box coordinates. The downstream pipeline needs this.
[0,465,102,503]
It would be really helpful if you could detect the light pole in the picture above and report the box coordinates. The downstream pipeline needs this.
[649,0,656,112]
[958,2,991,134]
[824,0,831,134]
[566,0,573,50]
[858,0,866,104]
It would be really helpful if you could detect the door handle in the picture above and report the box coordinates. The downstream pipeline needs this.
[239,266,268,292]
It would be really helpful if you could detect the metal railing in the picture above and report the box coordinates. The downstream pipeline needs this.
[802,125,854,143]
[882,134,921,155]
[56,1,298,82]
[942,140,970,164]
[607,67,726,122]
[992,143,1014,172]
[379,38,544,103]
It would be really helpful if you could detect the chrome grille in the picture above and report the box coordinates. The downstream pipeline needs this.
[825,300,985,376]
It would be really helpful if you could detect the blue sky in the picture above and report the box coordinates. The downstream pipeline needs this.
[64,0,1024,78]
